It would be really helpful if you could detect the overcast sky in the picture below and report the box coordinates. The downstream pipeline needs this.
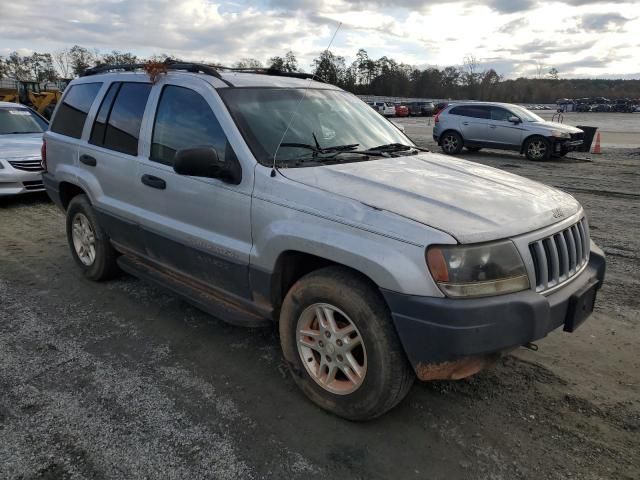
[1,0,639,78]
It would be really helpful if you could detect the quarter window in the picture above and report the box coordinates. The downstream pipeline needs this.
[150,85,235,166]
[51,83,102,139]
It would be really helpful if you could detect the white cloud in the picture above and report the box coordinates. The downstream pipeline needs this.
[0,0,638,78]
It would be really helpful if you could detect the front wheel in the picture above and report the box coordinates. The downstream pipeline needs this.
[440,131,464,154]
[524,136,551,161]
[279,267,414,420]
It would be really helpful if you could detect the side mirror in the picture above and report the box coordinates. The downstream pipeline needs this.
[173,146,241,184]
[508,116,520,124]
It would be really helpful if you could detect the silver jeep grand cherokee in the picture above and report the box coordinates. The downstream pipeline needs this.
[433,102,585,160]
[42,62,605,420]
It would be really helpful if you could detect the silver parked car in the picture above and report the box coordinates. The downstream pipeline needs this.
[43,63,605,420]
[0,102,48,196]
[433,102,584,160]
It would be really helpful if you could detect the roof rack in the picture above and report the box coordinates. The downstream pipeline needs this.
[81,60,325,86]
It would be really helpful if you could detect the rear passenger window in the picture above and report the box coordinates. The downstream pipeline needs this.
[51,83,102,139]
[151,85,235,166]
[449,106,489,119]
[90,82,151,156]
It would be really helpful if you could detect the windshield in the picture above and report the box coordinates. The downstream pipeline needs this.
[509,105,544,122]
[219,88,413,166]
[0,107,48,134]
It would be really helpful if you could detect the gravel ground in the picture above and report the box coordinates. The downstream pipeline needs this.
[1,131,639,479]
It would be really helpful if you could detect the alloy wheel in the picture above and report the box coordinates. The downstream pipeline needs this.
[527,139,547,160]
[442,135,459,153]
[296,303,367,395]
[71,213,96,266]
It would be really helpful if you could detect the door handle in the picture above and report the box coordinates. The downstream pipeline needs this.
[462,122,469,126]
[141,174,166,190]
[79,154,97,166]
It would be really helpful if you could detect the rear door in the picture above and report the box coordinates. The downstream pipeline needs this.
[486,106,524,148]
[135,78,253,298]
[453,105,489,143]
[81,80,152,252]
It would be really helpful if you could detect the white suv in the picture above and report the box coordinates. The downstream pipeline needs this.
[42,61,605,420]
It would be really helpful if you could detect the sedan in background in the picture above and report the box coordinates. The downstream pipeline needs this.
[0,102,48,196]
[394,104,409,117]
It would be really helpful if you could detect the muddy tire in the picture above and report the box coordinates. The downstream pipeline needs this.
[524,136,552,161]
[66,194,119,281]
[279,266,414,421]
[440,131,463,155]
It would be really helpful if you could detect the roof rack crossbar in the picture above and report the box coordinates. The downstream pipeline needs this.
[80,60,324,86]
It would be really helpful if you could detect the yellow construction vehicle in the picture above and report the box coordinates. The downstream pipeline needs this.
[0,79,70,118]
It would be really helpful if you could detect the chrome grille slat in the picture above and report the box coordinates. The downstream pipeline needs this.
[573,225,583,265]
[546,237,560,284]
[529,217,590,293]
[8,159,44,172]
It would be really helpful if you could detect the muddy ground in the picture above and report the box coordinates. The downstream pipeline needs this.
[1,138,638,479]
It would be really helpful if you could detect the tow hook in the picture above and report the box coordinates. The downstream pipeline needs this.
[524,342,539,351]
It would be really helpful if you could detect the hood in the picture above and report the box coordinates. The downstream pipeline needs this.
[532,121,582,134]
[0,133,43,161]
[281,152,581,244]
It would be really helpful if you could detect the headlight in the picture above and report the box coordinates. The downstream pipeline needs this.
[550,130,570,138]
[426,241,529,298]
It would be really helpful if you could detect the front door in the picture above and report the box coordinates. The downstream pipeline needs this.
[135,79,253,299]
[486,106,525,148]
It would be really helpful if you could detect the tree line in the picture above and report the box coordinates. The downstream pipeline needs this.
[1,46,639,102]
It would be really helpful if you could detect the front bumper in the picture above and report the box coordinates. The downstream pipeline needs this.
[554,138,583,153]
[0,165,45,196]
[382,247,606,379]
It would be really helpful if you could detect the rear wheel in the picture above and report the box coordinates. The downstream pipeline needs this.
[279,267,414,420]
[66,194,119,281]
[440,131,463,155]
[524,136,551,161]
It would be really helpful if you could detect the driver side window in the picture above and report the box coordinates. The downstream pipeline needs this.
[490,107,513,121]
[150,85,237,166]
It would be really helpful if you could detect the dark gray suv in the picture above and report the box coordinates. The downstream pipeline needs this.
[433,102,584,160]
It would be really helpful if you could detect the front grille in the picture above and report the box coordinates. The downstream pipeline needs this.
[22,180,44,191]
[529,217,590,293]
[8,159,44,172]
[570,132,584,141]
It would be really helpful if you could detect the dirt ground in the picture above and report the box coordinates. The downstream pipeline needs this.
[1,132,639,479]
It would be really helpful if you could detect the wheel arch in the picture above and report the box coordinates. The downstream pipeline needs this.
[59,181,88,210]
[264,250,382,317]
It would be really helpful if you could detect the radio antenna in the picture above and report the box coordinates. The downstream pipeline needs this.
[270,21,342,177]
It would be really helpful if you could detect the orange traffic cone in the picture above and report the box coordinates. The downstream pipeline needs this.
[592,131,601,154]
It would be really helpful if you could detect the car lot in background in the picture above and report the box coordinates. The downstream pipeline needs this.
[0,101,48,196]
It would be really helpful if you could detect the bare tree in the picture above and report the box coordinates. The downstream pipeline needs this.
[53,48,73,78]
[533,61,547,79]
[548,67,559,80]
[234,58,262,69]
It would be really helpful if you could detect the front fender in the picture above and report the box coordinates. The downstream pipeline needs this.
[250,196,452,297]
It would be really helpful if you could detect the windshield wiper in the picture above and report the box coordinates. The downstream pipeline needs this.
[2,131,41,134]
[365,143,429,153]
